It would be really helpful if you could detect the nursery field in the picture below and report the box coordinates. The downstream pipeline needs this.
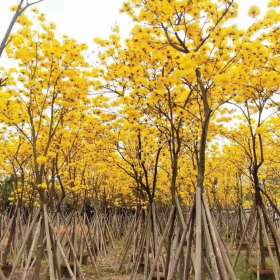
[0,208,279,280]
[0,0,279,279]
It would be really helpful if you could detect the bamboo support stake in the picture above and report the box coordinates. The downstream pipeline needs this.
[202,195,229,280]
[43,204,56,280]
[8,209,40,280]
[48,216,76,280]
[167,210,193,280]
[147,207,175,280]
[21,216,42,280]
[202,207,220,280]
[258,206,280,278]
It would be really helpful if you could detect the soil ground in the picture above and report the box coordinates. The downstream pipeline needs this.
[79,241,273,280]
[82,240,142,280]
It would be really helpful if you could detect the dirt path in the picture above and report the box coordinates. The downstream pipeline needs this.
[82,241,142,280]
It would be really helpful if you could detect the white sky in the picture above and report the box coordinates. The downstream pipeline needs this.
[0,0,269,50]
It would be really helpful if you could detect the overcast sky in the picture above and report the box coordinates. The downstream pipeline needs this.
[0,0,269,48]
